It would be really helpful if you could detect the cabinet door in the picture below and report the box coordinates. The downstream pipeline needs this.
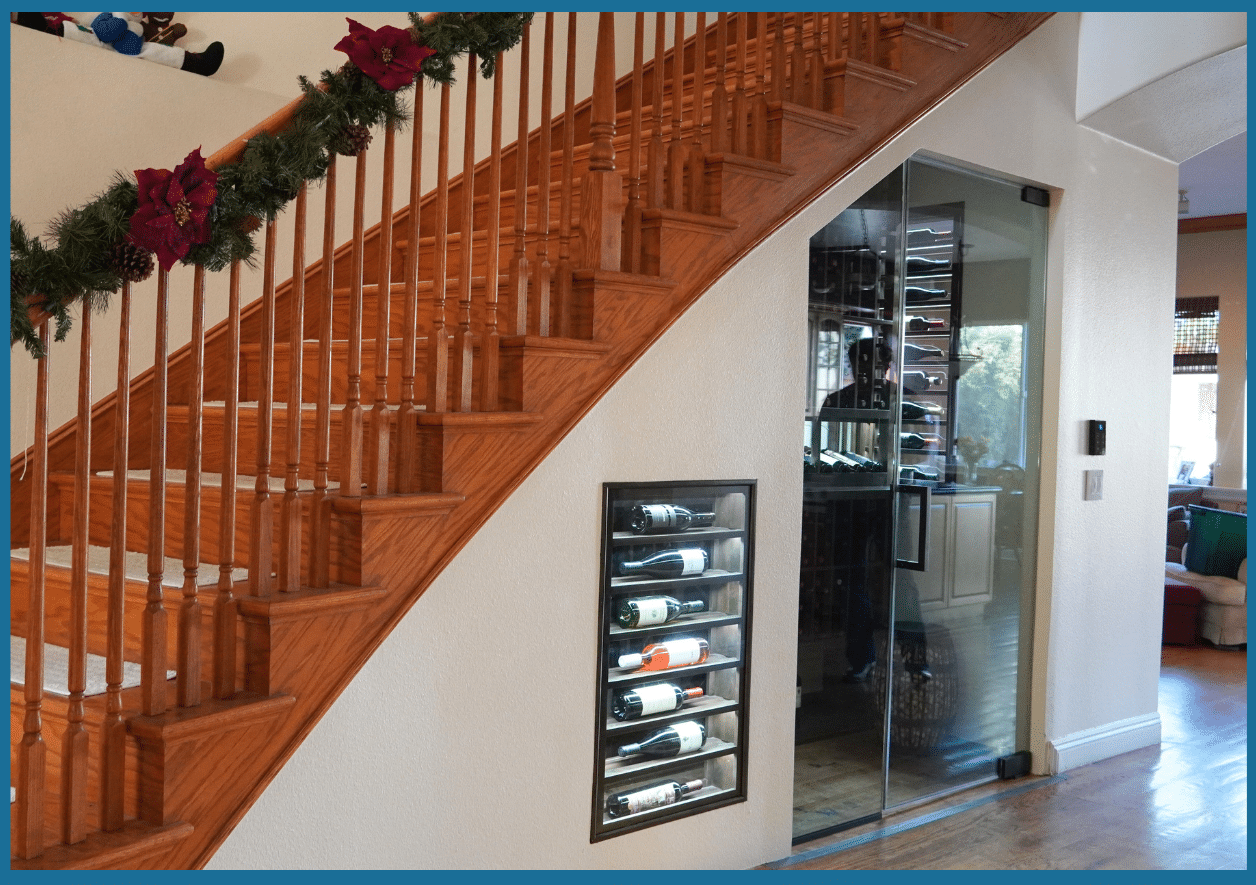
[950,496,995,605]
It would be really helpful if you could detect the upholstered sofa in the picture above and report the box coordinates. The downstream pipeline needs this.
[1164,500,1247,647]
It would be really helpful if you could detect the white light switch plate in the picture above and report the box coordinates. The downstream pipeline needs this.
[1084,469,1103,500]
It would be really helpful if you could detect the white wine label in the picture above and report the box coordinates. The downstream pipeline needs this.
[625,783,678,814]
[633,683,681,716]
[679,549,706,575]
[672,721,705,754]
[660,638,704,667]
[642,504,679,528]
[634,598,670,626]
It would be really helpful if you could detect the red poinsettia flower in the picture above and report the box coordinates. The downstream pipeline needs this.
[335,18,434,91]
[127,147,218,271]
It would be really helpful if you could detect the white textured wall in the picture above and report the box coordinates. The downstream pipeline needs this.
[1177,228,1248,489]
[210,12,1182,868]
[1076,11,1247,119]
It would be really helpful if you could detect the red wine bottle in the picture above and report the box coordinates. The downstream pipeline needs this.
[611,683,704,721]
[901,371,944,391]
[906,255,952,275]
[902,399,943,420]
[904,342,945,362]
[905,285,948,303]
[618,637,710,671]
[616,595,706,628]
[619,548,709,578]
[907,315,947,333]
[900,464,941,482]
[840,450,885,472]
[629,504,716,534]
[606,779,704,817]
[616,721,707,759]
[901,432,945,451]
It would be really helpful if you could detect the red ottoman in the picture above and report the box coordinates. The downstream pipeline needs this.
[1163,580,1203,645]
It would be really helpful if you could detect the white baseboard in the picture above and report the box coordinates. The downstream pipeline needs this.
[1046,713,1162,774]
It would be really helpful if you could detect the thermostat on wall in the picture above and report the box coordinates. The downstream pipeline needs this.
[1087,419,1106,456]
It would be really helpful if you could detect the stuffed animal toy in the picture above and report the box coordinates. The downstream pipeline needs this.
[13,11,223,76]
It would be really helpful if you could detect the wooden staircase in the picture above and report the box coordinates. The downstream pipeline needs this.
[11,11,1053,868]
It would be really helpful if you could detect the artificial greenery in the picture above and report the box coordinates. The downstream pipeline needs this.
[11,11,533,359]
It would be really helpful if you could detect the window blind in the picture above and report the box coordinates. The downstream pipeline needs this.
[1174,296,1219,374]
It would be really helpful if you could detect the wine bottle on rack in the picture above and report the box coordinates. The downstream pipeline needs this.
[907,315,947,333]
[905,285,948,303]
[840,451,885,472]
[901,371,944,392]
[902,399,943,420]
[606,779,704,818]
[907,228,946,246]
[821,449,863,472]
[618,637,710,671]
[904,342,945,362]
[906,255,952,275]
[629,504,716,534]
[612,683,704,720]
[616,721,707,759]
[901,432,945,451]
[616,595,706,628]
[619,548,709,578]
[900,464,941,482]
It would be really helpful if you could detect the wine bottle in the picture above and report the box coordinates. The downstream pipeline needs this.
[821,449,863,472]
[907,315,947,333]
[612,683,704,721]
[907,227,946,246]
[606,779,704,818]
[904,342,945,362]
[629,504,716,534]
[619,548,709,578]
[618,637,710,671]
[905,285,948,303]
[616,721,707,759]
[902,399,943,420]
[840,450,885,472]
[906,255,952,276]
[901,432,945,451]
[616,595,706,628]
[901,371,944,391]
[900,464,941,482]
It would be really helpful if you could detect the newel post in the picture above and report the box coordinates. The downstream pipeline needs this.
[580,12,623,271]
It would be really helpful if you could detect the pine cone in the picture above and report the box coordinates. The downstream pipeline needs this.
[239,215,263,235]
[110,241,155,283]
[334,124,373,157]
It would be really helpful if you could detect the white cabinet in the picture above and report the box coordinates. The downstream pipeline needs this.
[900,489,996,614]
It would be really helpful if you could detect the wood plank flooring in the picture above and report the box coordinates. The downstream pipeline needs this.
[768,643,1247,870]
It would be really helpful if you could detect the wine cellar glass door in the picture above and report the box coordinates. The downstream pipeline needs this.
[593,481,754,841]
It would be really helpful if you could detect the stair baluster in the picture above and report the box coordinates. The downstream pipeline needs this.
[710,13,730,155]
[508,21,531,337]
[178,266,206,703]
[731,13,749,155]
[398,96,423,489]
[646,13,667,210]
[687,12,707,214]
[369,129,395,487]
[248,225,276,597]
[16,320,50,858]
[555,20,577,337]
[621,12,646,274]
[453,59,477,411]
[143,269,170,716]
[101,285,132,829]
[427,85,451,412]
[666,13,685,211]
[214,264,242,693]
[63,302,91,843]
[580,12,622,271]
[751,12,769,158]
[480,57,504,410]
[343,151,368,488]
[280,185,308,585]
[531,13,555,336]
[310,164,337,580]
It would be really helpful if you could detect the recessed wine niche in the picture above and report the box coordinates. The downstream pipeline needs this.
[592,480,756,841]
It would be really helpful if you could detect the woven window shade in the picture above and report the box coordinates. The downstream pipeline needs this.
[1174,296,1219,374]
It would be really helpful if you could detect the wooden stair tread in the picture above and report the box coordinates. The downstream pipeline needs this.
[8,819,196,870]
[12,544,247,588]
[10,634,174,697]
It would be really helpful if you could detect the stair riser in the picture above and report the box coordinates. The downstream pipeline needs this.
[10,560,245,699]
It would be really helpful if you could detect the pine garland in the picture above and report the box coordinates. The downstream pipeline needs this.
[11,11,533,358]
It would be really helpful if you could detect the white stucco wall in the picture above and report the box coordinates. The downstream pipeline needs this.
[209,11,1181,868]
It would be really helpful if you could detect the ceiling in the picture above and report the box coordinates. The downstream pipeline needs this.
[1177,131,1247,220]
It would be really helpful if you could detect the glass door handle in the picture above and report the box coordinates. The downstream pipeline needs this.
[895,483,931,571]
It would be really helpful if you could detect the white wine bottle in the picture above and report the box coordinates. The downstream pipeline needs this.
[618,637,710,671]
[907,315,947,333]
[616,595,706,628]
[618,548,709,578]
[611,683,704,720]
[629,504,716,534]
[616,721,707,759]
[605,779,704,817]
[902,399,943,420]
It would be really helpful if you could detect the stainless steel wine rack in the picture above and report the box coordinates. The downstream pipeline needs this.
[592,480,755,841]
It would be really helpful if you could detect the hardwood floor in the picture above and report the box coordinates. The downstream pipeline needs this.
[769,643,1247,870]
